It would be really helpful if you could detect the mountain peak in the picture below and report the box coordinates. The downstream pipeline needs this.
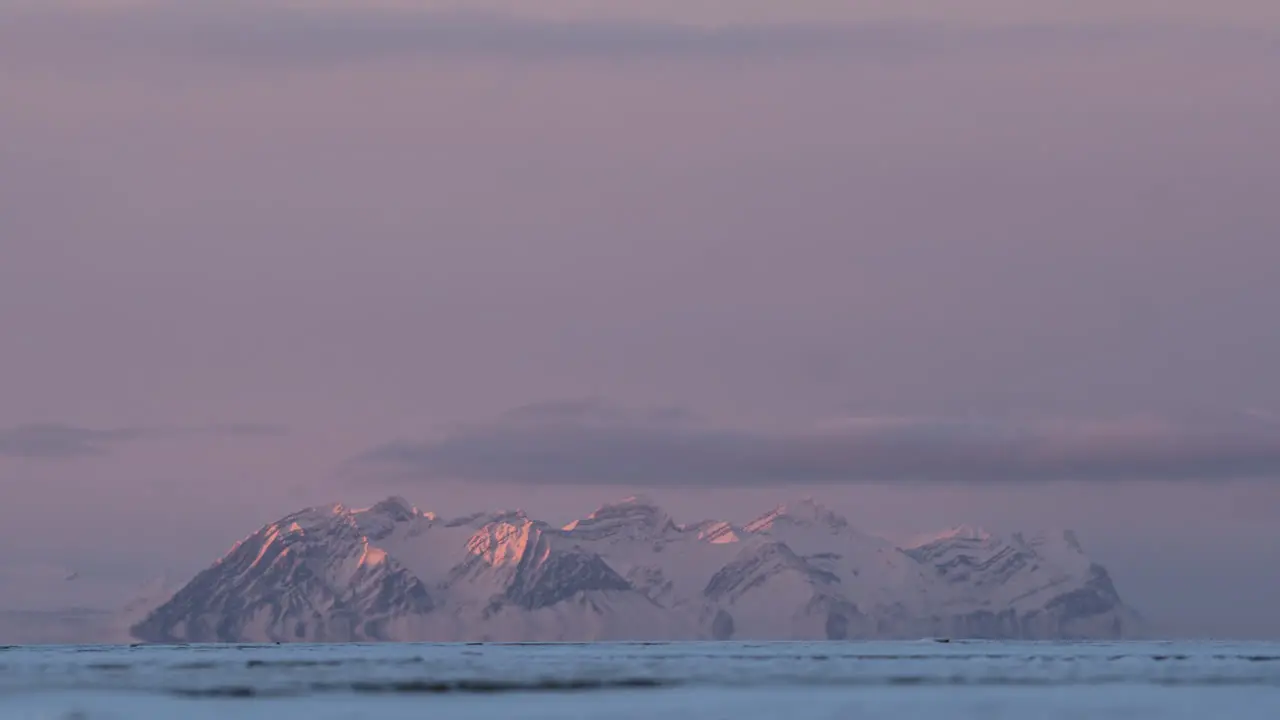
[277,502,347,531]
[744,497,849,533]
[1012,528,1087,557]
[906,524,993,549]
[573,494,661,516]
[562,495,676,538]
[617,494,657,507]
[443,508,529,529]
[942,524,991,542]
[365,496,419,521]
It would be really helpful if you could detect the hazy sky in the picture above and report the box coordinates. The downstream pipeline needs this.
[2,0,1279,637]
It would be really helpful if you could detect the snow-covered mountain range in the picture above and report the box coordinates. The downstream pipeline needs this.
[132,496,1140,643]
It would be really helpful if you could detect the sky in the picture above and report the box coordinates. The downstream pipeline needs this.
[2,0,1279,637]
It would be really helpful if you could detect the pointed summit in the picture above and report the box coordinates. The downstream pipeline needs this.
[366,496,418,522]
[595,494,660,511]
[940,524,992,542]
[1010,529,1089,569]
[562,495,677,539]
[905,524,993,550]
[744,497,850,534]
[351,496,427,540]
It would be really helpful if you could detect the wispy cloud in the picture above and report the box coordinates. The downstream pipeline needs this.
[2,2,1275,68]
[0,423,287,459]
[198,423,290,438]
[0,426,143,459]
[348,400,1280,486]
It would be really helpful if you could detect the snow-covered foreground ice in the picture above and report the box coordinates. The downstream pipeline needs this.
[1,641,1278,719]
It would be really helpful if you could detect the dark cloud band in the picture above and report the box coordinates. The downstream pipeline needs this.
[2,4,1274,67]
[0,423,287,459]
[349,401,1280,486]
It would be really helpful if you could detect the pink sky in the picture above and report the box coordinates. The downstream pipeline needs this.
[1,0,1279,637]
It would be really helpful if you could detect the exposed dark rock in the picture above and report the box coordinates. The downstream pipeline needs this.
[711,610,735,640]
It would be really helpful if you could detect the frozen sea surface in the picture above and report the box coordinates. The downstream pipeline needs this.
[1,641,1278,719]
